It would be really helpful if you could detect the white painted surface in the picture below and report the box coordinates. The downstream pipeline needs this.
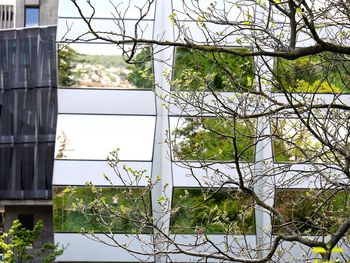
[53,160,152,186]
[55,233,154,262]
[57,89,156,115]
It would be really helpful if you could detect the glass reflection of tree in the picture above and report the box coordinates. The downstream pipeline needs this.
[58,46,79,87]
[173,48,254,91]
[58,45,153,89]
[55,130,73,159]
[171,188,255,234]
[273,120,322,163]
[274,189,350,235]
[53,187,152,233]
[275,53,350,93]
[173,118,255,162]
[126,46,153,89]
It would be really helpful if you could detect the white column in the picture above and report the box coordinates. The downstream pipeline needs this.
[151,0,174,262]
[253,56,275,257]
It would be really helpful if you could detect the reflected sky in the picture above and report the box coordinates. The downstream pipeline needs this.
[58,0,155,19]
[55,115,155,160]
[25,7,39,27]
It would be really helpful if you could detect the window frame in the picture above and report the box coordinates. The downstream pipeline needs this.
[24,6,40,28]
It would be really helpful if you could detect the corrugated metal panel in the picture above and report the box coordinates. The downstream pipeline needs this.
[0,26,57,200]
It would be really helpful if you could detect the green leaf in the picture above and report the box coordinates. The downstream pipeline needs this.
[331,247,343,253]
[312,247,326,254]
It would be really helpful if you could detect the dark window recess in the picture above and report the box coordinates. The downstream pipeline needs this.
[18,214,34,230]
[25,7,39,27]
[0,212,4,233]
[2,10,13,21]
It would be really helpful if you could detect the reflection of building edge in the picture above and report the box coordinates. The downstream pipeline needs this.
[0,25,57,255]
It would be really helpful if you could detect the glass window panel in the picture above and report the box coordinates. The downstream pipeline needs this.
[274,53,350,93]
[271,118,345,163]
[274,189,350,235]
[57,18,153,43]
[272,119,318,163]
[53,186,152,233]
[57,43,153,89]
[171,188,255,234]
[172,0,248,21]
[172,47,254,91]
[171,117,255,161]
[58,0,155,19]
[55,115,155,160]
[25,7,39,27]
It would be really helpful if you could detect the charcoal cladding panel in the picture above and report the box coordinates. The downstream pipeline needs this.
[0,27,57,199]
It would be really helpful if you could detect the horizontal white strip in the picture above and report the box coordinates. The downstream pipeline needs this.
[58,89,156,115]
[55,233,349,262]
[172,162,253,187]
[169,234,256,262]
[274,163,347,188]
[54,233,154,262]
[58,0,155,20]
[53,160,152,186]
[169,92,350,117]
[57,18,153,42]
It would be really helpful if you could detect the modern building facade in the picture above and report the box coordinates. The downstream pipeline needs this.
[0,0,58,248]
[53,0,350,262]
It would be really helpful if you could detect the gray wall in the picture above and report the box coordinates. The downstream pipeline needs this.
[15,0,58,27]
[4,205,54,243]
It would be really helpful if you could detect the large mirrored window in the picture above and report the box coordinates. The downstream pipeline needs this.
[58,0,155,19]
[172,47,254,91]
[172,0,251,21]
[57,43,153,89]
[55,115,155,160]
[274,53,350,93]
[170,188,255,234]
[272,119,319,163]
[53,186,152,233]
[271,118,347,163]
[273,189,350,235]
[171,117,255,161]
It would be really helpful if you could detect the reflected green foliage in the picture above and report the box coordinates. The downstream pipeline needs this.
[77,54,125,68]
[58,46,79,87]
[275,53,350,93]
[0,220,63,263]
[274,189,350,235]
[173,118,255,161]
[173,48,254,91]
[57,45,152,89]
[272,119,321,163]
[171,188,255,234]
[53,187,152,233]
[126,47,154,89]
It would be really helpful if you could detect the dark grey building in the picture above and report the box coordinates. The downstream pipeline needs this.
[0,0,58,247]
